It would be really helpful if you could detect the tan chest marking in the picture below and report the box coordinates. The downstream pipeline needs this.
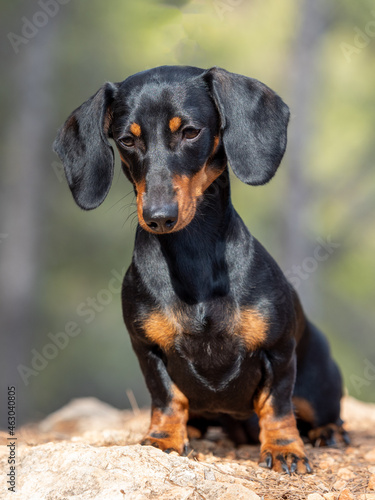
[236,308,268,350]
[142,311,180,351]
[142,307,267,352]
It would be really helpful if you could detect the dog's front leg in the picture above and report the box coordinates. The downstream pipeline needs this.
[254,351,312,474]
[134,345,189,455]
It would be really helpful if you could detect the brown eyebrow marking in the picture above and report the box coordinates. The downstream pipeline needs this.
[130,122,141,137]
[169,116,182,133]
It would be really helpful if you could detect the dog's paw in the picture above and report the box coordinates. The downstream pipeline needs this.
[259,438,312,474]
[141,431,189,455]
[308,420,350,447]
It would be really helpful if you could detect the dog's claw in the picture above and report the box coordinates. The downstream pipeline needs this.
[304,458,312,474]
[325,435,337,447]
[342,430,350,445]
[277,454,291,475]
[259,453,273,469]
[260,447,312,474]
[290,456,298,474]
[265,453,273,469]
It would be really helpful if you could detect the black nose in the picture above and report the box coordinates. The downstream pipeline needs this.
[142,203,178,233]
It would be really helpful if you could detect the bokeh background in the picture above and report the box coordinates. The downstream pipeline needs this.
[1,0,374,427]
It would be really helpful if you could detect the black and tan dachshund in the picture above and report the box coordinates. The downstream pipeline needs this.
[54,65,348,474]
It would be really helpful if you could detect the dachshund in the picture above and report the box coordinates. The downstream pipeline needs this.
[54,65,348,474]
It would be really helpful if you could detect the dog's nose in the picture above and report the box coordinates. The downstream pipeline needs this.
[142,203,178,233]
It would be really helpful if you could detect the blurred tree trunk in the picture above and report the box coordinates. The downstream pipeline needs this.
[282,0,329,314]
[0,17,59,426]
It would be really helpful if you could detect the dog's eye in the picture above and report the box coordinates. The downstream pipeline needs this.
[119,136,135,148]
[183,127,201,140]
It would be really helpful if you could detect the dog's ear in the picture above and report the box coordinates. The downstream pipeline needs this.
[203,67,289,186]
[53,82,118,210]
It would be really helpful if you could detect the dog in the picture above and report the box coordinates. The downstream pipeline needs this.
[54,65,348,474]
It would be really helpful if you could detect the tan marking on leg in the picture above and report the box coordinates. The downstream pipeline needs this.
[142,384,189,454]
[292,396,316,425]
[187,425,202,439]
[254,393,311,473]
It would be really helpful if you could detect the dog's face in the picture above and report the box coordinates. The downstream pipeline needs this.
[111,67,226,233]
[54,66,289,234]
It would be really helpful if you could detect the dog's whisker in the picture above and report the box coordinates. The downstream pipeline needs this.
[105,190,134,214]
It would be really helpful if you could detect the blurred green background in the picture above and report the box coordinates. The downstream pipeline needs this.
[1,0,374,427]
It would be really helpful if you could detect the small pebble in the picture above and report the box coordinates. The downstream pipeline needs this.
[337,467,355,480]
[368,474,375,491]
[338,489,354,500]
[307,494,325,500]
[333,479,347,491]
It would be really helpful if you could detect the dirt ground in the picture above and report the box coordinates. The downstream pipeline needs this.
[1,396,374,499]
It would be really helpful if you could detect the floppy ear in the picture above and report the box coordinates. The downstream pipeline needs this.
[203,67,290,185]
[53,82,118,210]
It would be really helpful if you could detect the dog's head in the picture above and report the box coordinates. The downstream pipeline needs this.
[54,66,289,234]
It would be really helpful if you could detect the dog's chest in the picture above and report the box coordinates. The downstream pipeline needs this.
[141,300,267,360]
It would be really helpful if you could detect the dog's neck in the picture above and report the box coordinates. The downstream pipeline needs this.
[135,168,236,304]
